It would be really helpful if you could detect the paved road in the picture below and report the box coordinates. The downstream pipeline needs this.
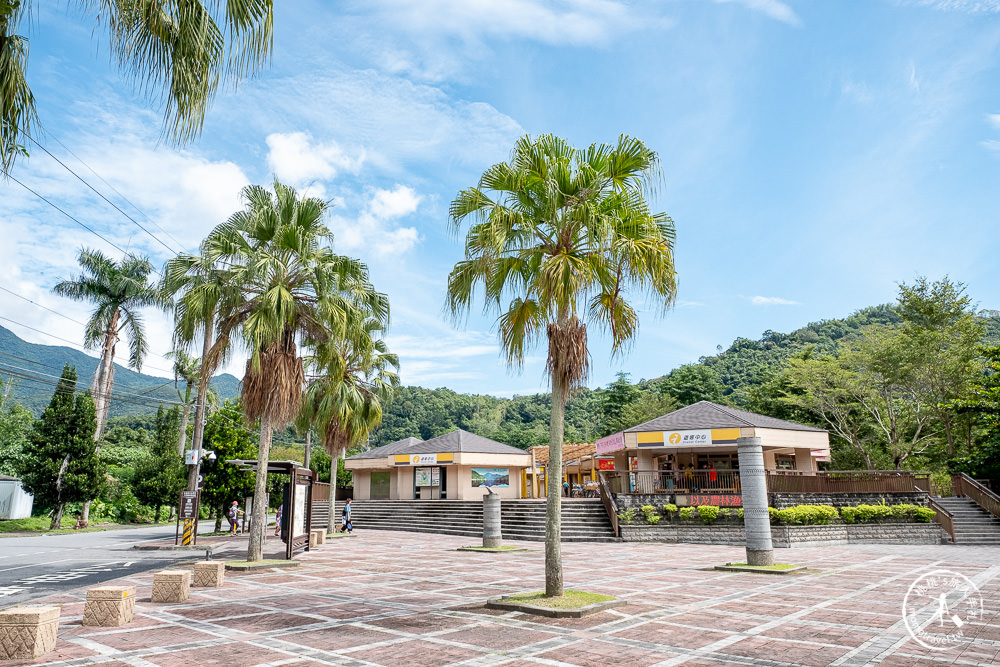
[0,523,224,608]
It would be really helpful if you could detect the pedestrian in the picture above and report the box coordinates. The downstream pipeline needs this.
[274,504,283,537]
[227,501,244,536]
[708,464,718,489]
[339,498,353,533]
[563,480,569,497]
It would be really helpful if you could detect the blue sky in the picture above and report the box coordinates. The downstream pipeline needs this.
[2,0,999,396]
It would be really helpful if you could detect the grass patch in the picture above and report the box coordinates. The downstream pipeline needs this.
[506,590,615,610]
[727,562,799,570]
[460,545,523,551]
[0,517,137,534]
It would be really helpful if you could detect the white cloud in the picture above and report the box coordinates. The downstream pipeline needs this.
[354,0,647,47]
[904,0,1000,12]
[749,295,800,306]
[265,132,365,186]
[714,0,801,26]
[987,113,1000,129]
[981,139,1000,150]
[331,185,423,256]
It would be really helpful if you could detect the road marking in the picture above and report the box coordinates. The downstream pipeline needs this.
[0,558,74,574]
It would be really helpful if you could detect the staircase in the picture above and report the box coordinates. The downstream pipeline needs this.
[311,499,618,542]
[934,496,1000,545]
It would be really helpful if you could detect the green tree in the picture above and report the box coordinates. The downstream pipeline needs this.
[300,317,398,531]
[447,134,677,596]
[132,405,186,522]
[53,248,165,523]
[0,0,274,173]
[208,181,388,561]
[660,364,724,407]
[162,247,236,492]
[0,376,33,477]
[600,371,639,436]
[199,401,257,532]
[15,365,103,528]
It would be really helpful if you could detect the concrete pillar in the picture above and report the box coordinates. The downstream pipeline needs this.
[737,437,774,566]
[483,490,502,548]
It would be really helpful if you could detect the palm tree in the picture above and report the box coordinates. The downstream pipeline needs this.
[1,0,274,173]
[52,247,167,522]
[166,349,217,457]
[162,249,235,490]
[54,248,166,437]
[446,134,677,596]
[300,318,398,532]
[209,181,388,561]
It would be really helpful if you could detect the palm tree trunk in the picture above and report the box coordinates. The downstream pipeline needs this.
[188,312,215,492]
[247,413,273,562]
[304,429,311,470]
[545,369,566,597]
[327,441,343,534]
[91,330,115,440]
[177,386,191,457]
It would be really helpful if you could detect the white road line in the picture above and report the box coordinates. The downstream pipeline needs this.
[0,558,75,573]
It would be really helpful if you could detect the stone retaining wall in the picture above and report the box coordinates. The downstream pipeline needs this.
[618,522,944,546]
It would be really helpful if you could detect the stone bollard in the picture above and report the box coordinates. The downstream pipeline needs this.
[737,436,774,566]
[83,586,136,627]
[483,487,502,548]
[312,529,326,545]
[152,570,191,603]
[193,561,226,588]
[0,606,60,660]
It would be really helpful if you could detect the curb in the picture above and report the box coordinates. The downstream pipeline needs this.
[485,596,625,618]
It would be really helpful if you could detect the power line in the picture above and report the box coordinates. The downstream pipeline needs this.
[0,285,88,327]
[25,135,182,255]
[0,360,186,406]
[6,174,131,256]
[44,132,189,252]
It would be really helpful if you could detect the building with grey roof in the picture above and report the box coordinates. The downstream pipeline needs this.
[345,429,531,500]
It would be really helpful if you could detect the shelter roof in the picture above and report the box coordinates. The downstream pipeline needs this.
[528,442,596,466]
[347,430,527,460]
[625,400,826,433]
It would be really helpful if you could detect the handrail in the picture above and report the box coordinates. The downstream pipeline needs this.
[597,472,619,538]
[953,473,1000,520]
[920,486,955,543]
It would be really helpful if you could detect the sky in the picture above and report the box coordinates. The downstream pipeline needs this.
[2,0,999,397]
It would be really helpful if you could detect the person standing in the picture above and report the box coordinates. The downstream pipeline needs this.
[227,501,244,536]
[274,504,283,537]
[339,498,352,533]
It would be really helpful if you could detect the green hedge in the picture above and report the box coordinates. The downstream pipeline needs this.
[841,503,935,524]
[618,502,935,527]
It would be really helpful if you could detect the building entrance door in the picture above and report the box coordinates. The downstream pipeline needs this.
[371,471,390,499]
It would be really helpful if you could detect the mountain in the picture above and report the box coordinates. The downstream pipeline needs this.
[0,325,241,416]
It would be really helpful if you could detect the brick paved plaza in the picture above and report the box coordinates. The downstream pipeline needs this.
[5,532,999,666]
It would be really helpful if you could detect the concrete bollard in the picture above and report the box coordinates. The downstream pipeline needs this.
[483,488,502,548]
[83,586,136,627]
[310,529,326,547]
[152,570,191,603]
[737,436,774,566]
[0,606,60,659]
[193,561,226,588]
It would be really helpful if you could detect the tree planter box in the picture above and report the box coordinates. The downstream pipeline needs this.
[619,523,943,546]
[0,606,60,659]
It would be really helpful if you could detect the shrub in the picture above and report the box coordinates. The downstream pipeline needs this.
[775,504,838,526]
[698,505,719,525]
[679,506,698,521]
[640,505,661,525]
[617,507,638,525]
[662,503,678,516]
[841,503,936,524]
[738,507,744,519]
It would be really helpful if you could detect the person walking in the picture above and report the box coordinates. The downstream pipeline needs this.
[274,504,283,537]
[339,498,353,533]
[227,501,244,536]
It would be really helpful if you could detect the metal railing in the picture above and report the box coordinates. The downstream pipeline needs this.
[600,470,741,495]
[597,473,619,538]
[921,487,955,542]
[765,470,921,494]
[953,473,1000,520]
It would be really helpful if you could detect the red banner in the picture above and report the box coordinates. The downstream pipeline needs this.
[597,459,615,471]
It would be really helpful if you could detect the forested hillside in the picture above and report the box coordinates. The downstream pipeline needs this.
[0,325,241,415]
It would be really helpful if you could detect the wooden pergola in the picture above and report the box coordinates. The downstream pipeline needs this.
[525,442,599,498]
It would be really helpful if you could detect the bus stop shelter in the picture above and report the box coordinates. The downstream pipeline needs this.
[227,460,316,559]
